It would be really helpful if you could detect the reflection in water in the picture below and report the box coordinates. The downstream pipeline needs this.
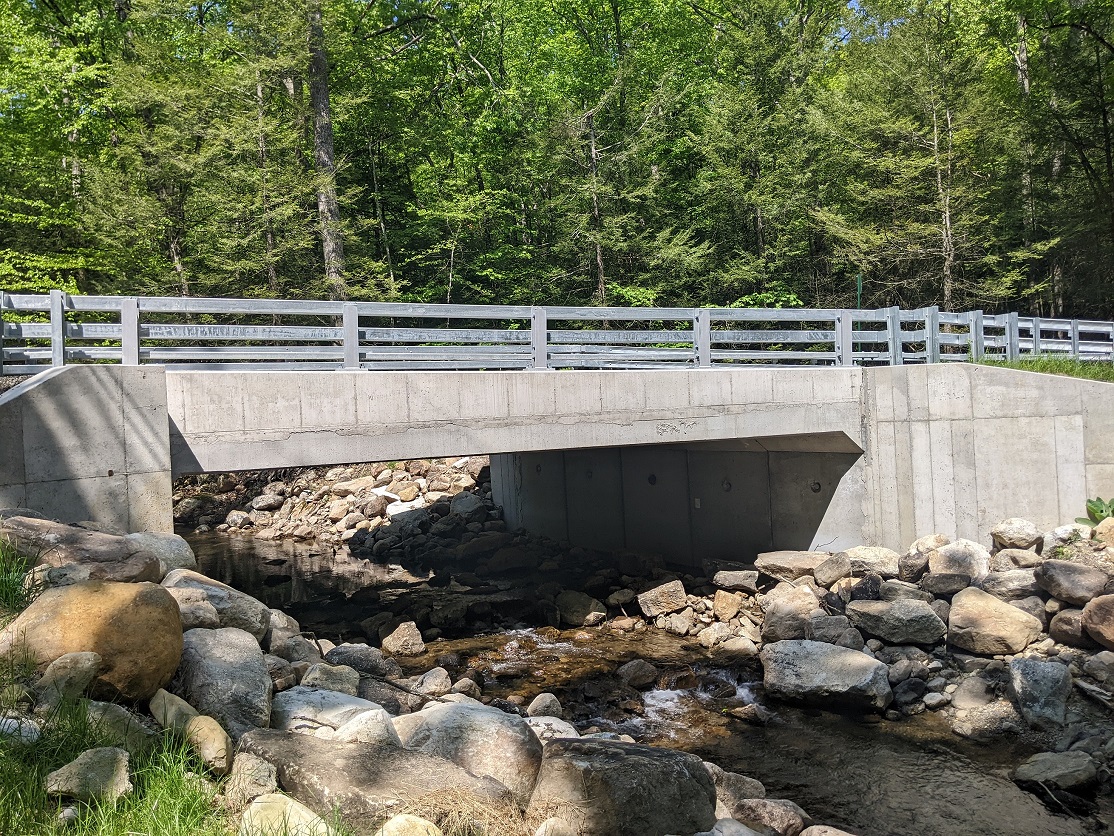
[185,532,1104,836]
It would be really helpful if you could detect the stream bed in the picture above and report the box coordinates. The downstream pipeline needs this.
[187,531,1110,836]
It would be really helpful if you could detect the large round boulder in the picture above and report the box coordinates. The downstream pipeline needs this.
[0,580,182,701]
[845,599,946,645]
[1035,560,1110,607]
[392,702,542,804]
[1083,595,1114,650]
[948,587,1042,655]
[927,540,991,581]
[526,739,716,836]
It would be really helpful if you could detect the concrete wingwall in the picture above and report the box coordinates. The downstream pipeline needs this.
[861,364,1114,551]
[0,365,173,532]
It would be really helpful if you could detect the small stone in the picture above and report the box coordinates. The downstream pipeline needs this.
[301,663,360,696]
[374,814,443,836]
[382,622,426,656]
[638,580,688,617]
[34,652,102,706]
[45,747,132,803]
[239,793,337,836]
[527,692,563,718]
[0,716,41,744]
[222,752,277,813]
[1014,751,1097,790]
[991,518,1042,551]
[333,708,403,746]
[618,659,660,689]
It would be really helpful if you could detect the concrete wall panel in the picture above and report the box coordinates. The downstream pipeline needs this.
[564,449,625,552]
[621,447,691,565]
[687,450,771,562]
[513,451,568,543]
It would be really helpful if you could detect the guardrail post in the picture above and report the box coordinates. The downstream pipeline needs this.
[925,306,941,363]
[1030,316,1042,356]
[886,306,903,365]
[834,310,854,366]
[694,308,711,368]
[968,310,985,361]
[121,297,140,366]
[342,302,360,369]
[0,291,6,375]
[49,289,66,368]
[530,307,548,369]
[1006,313,1020,360]
[1070,319,1081,359]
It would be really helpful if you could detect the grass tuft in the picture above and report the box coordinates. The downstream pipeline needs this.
[979,356,1114,384]
[0,537,36,622]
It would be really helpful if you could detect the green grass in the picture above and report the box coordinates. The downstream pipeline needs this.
[979,356,1114,383]
[0,537,36,621]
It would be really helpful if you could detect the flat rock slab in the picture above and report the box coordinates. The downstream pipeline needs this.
[845,599,946,645]
[526,739,716,836]
[949,587,1042,655]
[1035,560,1110,607]
[755,552,830,581]
[238,729,510,820]
[761,640,892,711]
[1,516,162,583]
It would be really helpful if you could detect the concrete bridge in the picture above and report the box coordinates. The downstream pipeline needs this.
[3,361,1113,568]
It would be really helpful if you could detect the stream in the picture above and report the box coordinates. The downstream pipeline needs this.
[187,531,1109,836]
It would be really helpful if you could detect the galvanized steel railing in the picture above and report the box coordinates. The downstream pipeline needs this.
[2,291,1113,373]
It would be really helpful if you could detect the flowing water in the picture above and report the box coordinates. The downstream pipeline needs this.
[188,532,1109,836]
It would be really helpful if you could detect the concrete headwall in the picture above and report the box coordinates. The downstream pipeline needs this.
[0,366,172,532]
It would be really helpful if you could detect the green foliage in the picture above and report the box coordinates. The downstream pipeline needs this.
[979,356,1114,384]
[1077,497,1114,527]
[0,538,35,620]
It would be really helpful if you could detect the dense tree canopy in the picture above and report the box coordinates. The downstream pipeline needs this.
[3,0,1114,316]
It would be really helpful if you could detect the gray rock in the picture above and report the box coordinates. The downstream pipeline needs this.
[1035,560,1110,606]
[948,587,1042,655]
[555,590,606,627]
[761,640,892,711]
[704,761,766,813]
[162,569,270,641]
[34,651,102,706]
[1049,609,1098,648]
[950,677,996,710]
[1013,751,1097,790]
[755,551,829,581]
[923,692,950,710]
[1043,524,1091,554]
[978,569,1041,601]
[381,622,425,656]
[839,546,901,579]
[637,580,688,617]
[900,534,950,583]
[414,667,452,697]
[222,752,278,812]
[713,571,760,594]
[715,636,761,660]
[927,540,991,581]
[846,599,947,645]
[251,494,285,512]
[1084,650,1114,683]
[269,635,323,665]
[392,702,542,804]
[239,729,510,818]
[170,627,272,738]
[1008,596,1049,631]
[271,686,384,734]
[324,643,402,678]
[165,587,222,630]
[878,580,933,603]
[920,573,971,596]
[806,614,851,644]
[813,553,852,588]
[526,739,716,836]
[1008,658,1072,730]
[996,548,1044,569]
[761,585,819,643]
[991,518,1042,551]
[332,709,402,747]
[0,717,40,743]
[449,491,487,524]
[618,659,660,689]
[730,799,805,836]
[527,692,563,718]
[1083,594,1114,650]
[122,531,197,574]
[44,747,131,802]
[300,663,360,696]
[525,716,580,742]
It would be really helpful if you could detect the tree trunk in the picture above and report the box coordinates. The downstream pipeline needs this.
[256,76,279,306]
[369,144,395,290]
[307,0,346,300]
[931,101,956,311]
[587,111,606,306]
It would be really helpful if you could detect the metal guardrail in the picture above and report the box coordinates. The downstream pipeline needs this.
[2,290,1113,373]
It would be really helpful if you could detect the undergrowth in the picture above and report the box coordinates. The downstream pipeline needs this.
[979,356,1114,383]
[0,537,36,623]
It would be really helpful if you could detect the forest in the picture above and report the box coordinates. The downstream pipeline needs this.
[4,0,1114,317]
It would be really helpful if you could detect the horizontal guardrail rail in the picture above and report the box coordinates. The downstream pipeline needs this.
[2,290,1113,373]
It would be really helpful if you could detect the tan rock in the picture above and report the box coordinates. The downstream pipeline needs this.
[0,516,161,584]
[713,590,743,622]
[1094,517,1114,547]
[0,581,182,701]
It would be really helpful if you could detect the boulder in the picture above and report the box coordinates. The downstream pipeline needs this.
[637,580,688,617]
[44,747,132,802]
[381,622,425,656]
[878,580,933,603]
[704,761,766,813]
[374,814,443,836]
[761,585,819,643]
[165,587,222,630]
[754,552,829,581]
[812,553,852,588]
[991,518,1042,551]
[1049,609,1099,649]
[251,494,286,512]
[333,709,403,747]
[977,569,1041,601]
[839,546,901,579]
[713,571,760,594]
[449,491,487,524]
[0,516,161,583]
[900,534,950,582]
[34,651,102,706]
[324,643,402,678]
[1082,594,1114,650]
[527,693,563,718]
[1008,658,1072,730]
[300,664,360,696]
[948,587,1042,655]
[1013,751,1097,790]
[162,569,270,641]
[1043,523,1091,553]
[996,548,1044,569]
[86,700,157,754]
[617,659,659,690]
[0,580,182,701]
[525,716,580,742]
[238,792,336,836]
[392,702,542,804]
[271,686,384,734]
[555,591,606,627]
[713,590,744,622]
[223,752,278,813]
[920,573,971,596]
[1035,560,1109,606]
[122,531,197,573]
[760,640,892,711]
[238,729,510,819]
[525,739,717,836]
[171,627,272,738]
[730,799,804,836]
[927,540,991,581]
[845,599,946,645]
